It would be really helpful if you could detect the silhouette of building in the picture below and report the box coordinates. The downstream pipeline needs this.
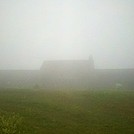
[0,57,134,89]
[39,58,95,89]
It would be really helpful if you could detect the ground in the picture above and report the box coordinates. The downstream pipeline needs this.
[0,88,134,134]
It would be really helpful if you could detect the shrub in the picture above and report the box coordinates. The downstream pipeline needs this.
[0,113,24,134]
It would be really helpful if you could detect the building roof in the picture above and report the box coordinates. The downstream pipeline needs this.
[41,60,94,71]
[40,60,95,77]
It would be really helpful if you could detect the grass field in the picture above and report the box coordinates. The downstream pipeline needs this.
[0,88,134,134]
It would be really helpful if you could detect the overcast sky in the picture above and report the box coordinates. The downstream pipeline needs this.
[0,0,134,69]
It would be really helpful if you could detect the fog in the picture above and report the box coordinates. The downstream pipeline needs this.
[0,0,134,69]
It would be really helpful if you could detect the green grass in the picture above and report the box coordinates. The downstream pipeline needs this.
[0,88,134,134]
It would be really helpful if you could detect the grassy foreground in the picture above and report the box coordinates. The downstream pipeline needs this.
[0,89,134,134]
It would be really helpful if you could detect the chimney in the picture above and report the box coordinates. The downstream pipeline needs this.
[89,55,95,69]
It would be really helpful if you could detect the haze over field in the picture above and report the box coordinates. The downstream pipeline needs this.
[0,0,134,69]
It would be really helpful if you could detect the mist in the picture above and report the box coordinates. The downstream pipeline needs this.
[0,0,134,69]
[0,1,134,133]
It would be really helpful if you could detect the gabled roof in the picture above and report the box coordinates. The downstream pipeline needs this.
[40,60,95,79]
[40,60,94,71]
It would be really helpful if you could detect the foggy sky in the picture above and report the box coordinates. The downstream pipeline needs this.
[0,0,134,69]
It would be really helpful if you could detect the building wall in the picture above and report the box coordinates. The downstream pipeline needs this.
[0,61,133,90]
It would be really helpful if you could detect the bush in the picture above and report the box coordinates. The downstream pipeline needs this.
[0,113,24,134]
